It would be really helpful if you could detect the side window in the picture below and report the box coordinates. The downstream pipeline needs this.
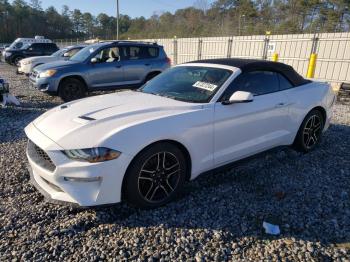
[147,47,159,58]
[128,46,141,60]
[93,46,121,63]
[30,43,41,51]
[221,71,279,101]
[278,73,293,90]
[47,44,58,52]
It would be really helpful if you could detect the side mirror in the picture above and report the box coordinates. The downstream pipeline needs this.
[90,57,98,64]
[222,91,254,105]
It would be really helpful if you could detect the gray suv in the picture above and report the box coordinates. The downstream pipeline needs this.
[30,41,171,101]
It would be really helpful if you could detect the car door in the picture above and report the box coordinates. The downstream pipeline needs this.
[88,45,125,89]
[24,43,44,57]
[213,71,291,166]
[44,44,58,55]
[122,46,154,85]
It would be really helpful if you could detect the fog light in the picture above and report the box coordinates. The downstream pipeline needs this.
[64,177,102,182]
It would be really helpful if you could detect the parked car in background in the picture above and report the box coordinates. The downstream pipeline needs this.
[18,45,87,75]
[2,36,52,60]
[0,44,10,53]
[4,42,59,66]
[30,41,171,101]
[0,76,20,106]
[25,59,335,208]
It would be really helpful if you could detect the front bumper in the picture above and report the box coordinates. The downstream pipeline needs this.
[29,74,59,92]
[25,122,132,207]
[17,64,31,75]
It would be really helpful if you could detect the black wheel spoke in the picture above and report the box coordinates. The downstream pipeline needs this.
[138,151,181,203]
[303,114,322,149]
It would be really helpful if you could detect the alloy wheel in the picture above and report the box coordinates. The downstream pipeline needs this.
[138,151,181,203]
[302,114,323,149]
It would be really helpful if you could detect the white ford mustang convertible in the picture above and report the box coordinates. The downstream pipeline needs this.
[25,59,336,208]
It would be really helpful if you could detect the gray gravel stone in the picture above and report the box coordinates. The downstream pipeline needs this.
[1,62,350,261]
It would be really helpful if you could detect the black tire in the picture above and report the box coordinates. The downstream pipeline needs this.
[58,78,87,102]
[144,72,160,84]
[13,56,24,66]
[124,142,188,208]
[293,109,324,152]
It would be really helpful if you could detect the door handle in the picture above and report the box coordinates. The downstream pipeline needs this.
[275,102,286,108]
[116,65,122,68]
[145,63,151,66]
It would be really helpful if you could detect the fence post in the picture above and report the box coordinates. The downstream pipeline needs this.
[307,35,319,78]
[227,38,233,58]
[173,36,178,65]
[262,36,270,60]
[272,53,279,62]
[197,39,203,60]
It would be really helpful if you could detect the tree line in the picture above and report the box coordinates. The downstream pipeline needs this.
[0,0,349,43]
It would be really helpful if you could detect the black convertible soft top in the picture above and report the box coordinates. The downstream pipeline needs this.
[188,58,311,87]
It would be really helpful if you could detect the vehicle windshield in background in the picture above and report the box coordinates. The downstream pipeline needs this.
[139,66,232,103]
[9,42,23,49]
[70,46,97,62]
[51,49,67,57]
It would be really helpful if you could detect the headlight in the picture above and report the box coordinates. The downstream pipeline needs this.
[22,60,32,65]
[5,52,11,57]
[63,147,121,163]
[39,69,57,78]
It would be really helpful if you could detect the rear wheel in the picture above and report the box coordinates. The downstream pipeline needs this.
[124,143,187,208]
[293,109,324,152]
[58,78,87,102]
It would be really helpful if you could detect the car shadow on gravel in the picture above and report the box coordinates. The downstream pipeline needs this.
[88,123,350,246]
[0,107,44,143]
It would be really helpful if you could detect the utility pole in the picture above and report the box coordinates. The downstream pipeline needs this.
[116,0,120,40]
[239,14,245,36]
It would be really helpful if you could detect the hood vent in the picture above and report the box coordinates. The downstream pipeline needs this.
[79,116,96,121]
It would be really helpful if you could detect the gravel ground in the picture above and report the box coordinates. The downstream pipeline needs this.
[0,61,350,261]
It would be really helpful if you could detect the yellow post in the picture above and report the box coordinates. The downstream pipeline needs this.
[307,53,317,78]
[272,53,279,62]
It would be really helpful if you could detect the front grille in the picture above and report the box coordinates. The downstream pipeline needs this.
[27,140,56,172]
[31,70,38,78]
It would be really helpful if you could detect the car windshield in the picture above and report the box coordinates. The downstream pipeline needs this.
[51,49,67,57]
[139,66,232,103]
[70,45,97,62]
[9,42,23,49]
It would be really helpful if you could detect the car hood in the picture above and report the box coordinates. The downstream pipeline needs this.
[26,56,54,63]
[32,91,202,149]
[35,60,79,72]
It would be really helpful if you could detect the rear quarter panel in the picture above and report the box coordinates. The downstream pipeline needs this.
[283,81,334,141]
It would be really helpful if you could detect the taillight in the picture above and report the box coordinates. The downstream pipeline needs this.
[166,57,171,65]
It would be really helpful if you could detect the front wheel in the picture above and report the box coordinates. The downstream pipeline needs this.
[293,109,324,152]
[13,56,24,66]
[124,143,188,208]
[58,78,87,102]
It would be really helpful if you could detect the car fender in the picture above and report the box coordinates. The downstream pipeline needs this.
[57,70,90,89]
[98,105,215,180]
